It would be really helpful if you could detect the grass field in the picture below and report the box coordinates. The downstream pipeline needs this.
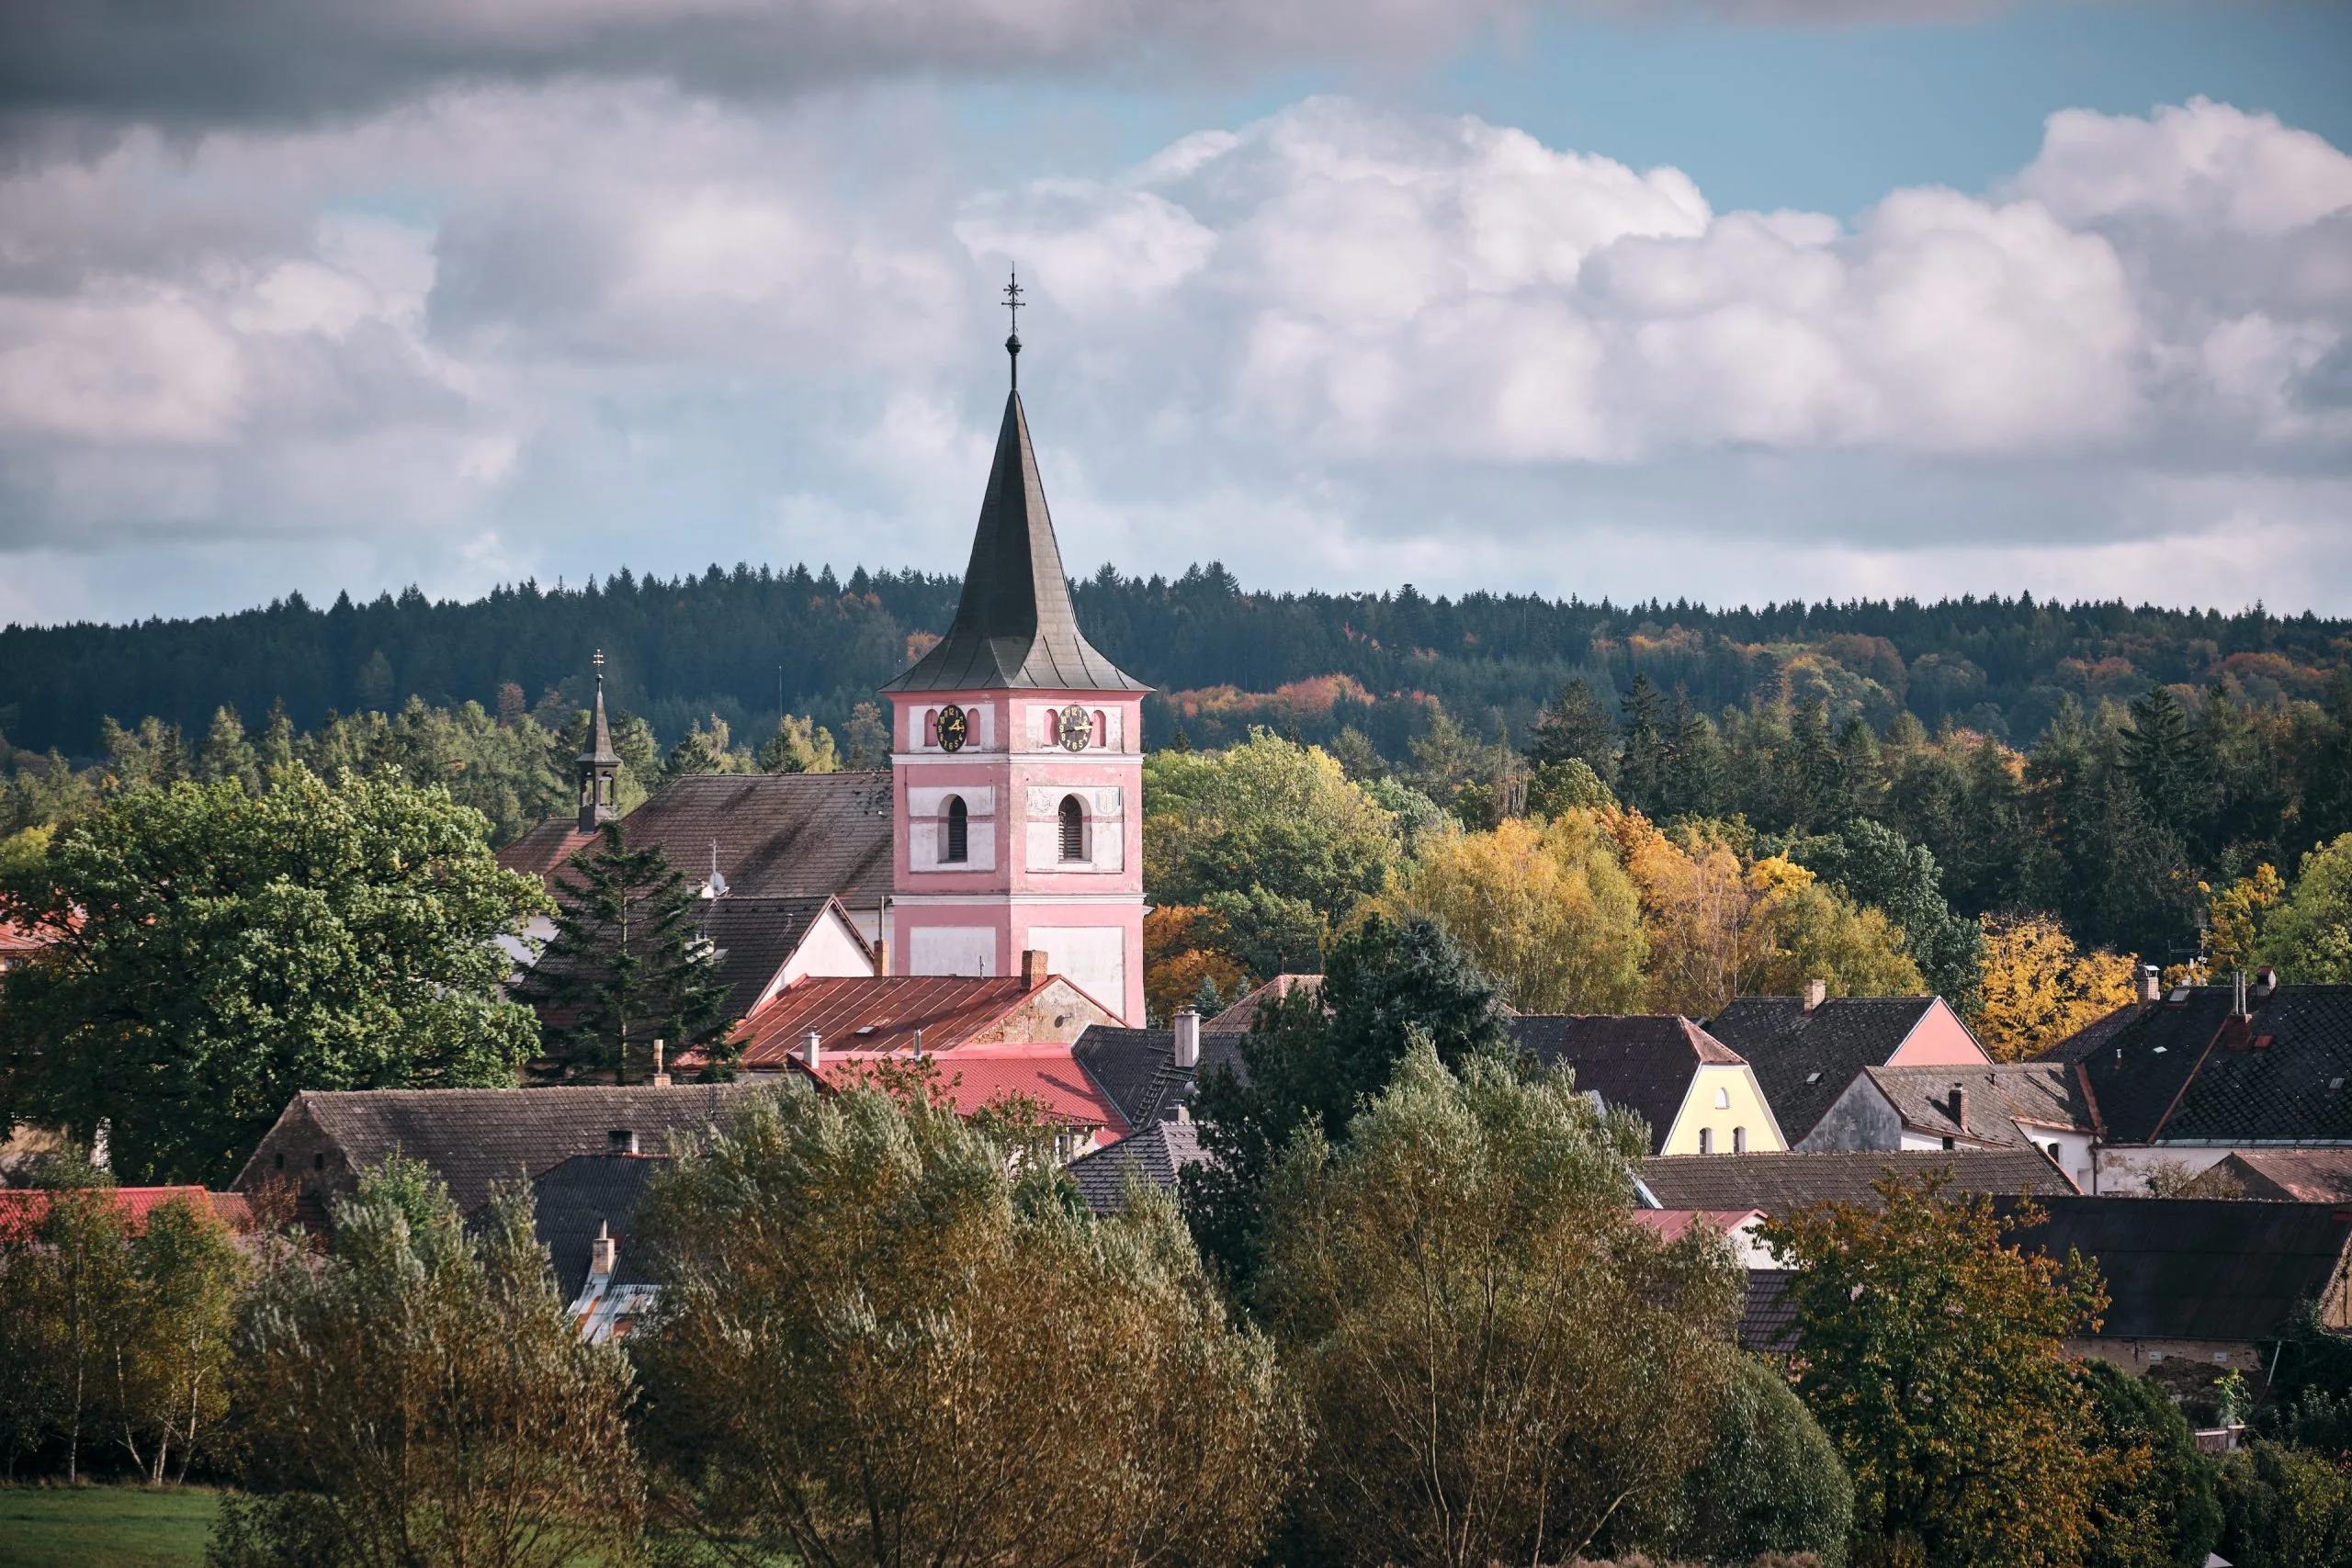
[0,1485,218,1568]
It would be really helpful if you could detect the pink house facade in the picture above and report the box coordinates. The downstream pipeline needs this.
[878,344,1149,1024]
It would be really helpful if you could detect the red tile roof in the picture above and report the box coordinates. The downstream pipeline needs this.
[1629,1208,1765,1245]
[799,1044,1133,1136]
[1204,974,1321,1033]
[725,974,1084,1066]
[496,821,599,885]
[0,1186,246,1241]
[0,918,56,956]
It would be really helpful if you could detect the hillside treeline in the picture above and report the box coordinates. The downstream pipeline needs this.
[3,560,2346,759]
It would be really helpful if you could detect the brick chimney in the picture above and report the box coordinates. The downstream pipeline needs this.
[1949,1086,1969,1134]
[1803,978,1827,1013]
[2140,964,2161,1004]
[1173,1008,1201,1070]
[802,1030,822,1072]
[650,1039,670,1088]
[590,1220,616,1280]
[872,937,890,977]
[1021,948,1050,987]
[2255,965,2278,998]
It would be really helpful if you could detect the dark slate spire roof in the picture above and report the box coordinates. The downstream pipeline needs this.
[580,657,620,765]
[883,390,1145,694]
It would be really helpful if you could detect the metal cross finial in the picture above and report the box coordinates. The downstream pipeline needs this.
[1002,270,1023,390]
[592,649,605,681]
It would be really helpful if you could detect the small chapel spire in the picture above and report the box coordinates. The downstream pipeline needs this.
[577,649,621,832]
[1002,269,1023,391]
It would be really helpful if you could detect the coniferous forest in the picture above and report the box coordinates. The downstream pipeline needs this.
[6,560,2352,969]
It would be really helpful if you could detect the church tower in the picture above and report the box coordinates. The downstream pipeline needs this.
[880,281,1148,1023]
[577,650,621,833]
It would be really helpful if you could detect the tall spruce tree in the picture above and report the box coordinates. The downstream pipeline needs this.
[1617,675,1668,812]
[516,822,727,1083]
[1529,676,1617,780]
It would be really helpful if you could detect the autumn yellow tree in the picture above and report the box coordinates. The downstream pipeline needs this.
[1606,809,1758,1017]
[1744,856,1926,1000]
[1143,904,1248,1021]
[1382,810,1647,1014]
[1972,914,2138,1061]
[2201,865,2284,976]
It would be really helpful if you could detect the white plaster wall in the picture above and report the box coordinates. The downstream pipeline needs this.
[910,925,996,977]
[779,911,876,987]
[1022,784,1124,873]
[2095,1145,2236,1195]
[1029,926,1126,1015]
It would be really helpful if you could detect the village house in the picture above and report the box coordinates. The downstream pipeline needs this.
[2039,970,2352,1192]
[1798,1061,2097,1190]
[1705,986,1992,1146]
[1510,1014,1786,1156]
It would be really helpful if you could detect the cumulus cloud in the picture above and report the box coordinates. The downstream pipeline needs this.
[0,88,2344,623]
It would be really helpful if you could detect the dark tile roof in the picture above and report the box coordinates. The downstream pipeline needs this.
[1999,1196,2352,1342]
[531,1154,669,1303]
[2217,1149,2352,1203]
[1707,996,1943,1144]
[727,974,1113,1066]
[882,391,1144,694]
[1510,1015,1746,1155]
[1859,1063,2089,1150]
[696,895,868,1023]
[1640,1149,2072,1213]
[1204,975,1322,1033]
[1068,1120,1206,1213]
[1070,1025,1248,1128]
[2034,1002,2148,1065]
[1739,1269,1800,1354]
[2071,985,2352,1146]
[234,1084,747,1217]
[622,772,895,908]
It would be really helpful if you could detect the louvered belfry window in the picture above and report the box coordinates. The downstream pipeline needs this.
[1058,795,1085,862]
[944,795,968,863]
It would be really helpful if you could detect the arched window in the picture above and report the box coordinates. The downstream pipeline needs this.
[943,795,968,863]
[1058,795,1086,862]
[1092,709,1107,748]
[1714,1086,1730,1110]
[1732,1126,1747,1153]
[1698,1128,1714,1156]
[925,709,939,747]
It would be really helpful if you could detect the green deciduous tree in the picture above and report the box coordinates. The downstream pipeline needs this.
[2076,1359,2222,1568]
[1781,818,1985,1011]
[212,1158,642,1568]
[1675,1354,1855,1566]
[1255,1040,1745,1566]
[514,821,728,1083]
[631,1079,1298,1568]
[1182,913,1508,1289]
[2214,1440,2352,1568]
[2259,831,2352,983]
[1761,1172,2122,1568]
[0,767,547,1185]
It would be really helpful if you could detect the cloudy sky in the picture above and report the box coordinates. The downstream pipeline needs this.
[1,0,2347,626]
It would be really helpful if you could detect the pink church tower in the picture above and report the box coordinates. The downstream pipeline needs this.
[879,285,1148,1024]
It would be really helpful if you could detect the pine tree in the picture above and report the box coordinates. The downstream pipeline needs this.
[515,822,727,1084]
[1528,676,1616,779]
[1617,674,1668,812]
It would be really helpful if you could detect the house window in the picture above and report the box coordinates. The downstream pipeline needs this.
[1733,1126,1747,1153]
[274,1152,285,1171]
[943,795,968,863]
[313,1153,325,1171]
[1941,1136,1956,1151]
[1058,795,1086,862]
[1714,1086,1731,1109]
[1699,1128,1714,1155]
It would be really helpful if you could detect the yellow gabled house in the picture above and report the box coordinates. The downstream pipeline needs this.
[1509,1015,1786,1156]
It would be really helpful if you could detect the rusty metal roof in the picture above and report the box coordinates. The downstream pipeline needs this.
[726,974,1114,1066]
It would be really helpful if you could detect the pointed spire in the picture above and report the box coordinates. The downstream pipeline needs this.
[577,650,621,831]
[580,649,620,766]
[882,388,1145,694]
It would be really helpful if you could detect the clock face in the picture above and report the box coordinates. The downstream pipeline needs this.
[1057,705,1091,752]
[936,705,968,752]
